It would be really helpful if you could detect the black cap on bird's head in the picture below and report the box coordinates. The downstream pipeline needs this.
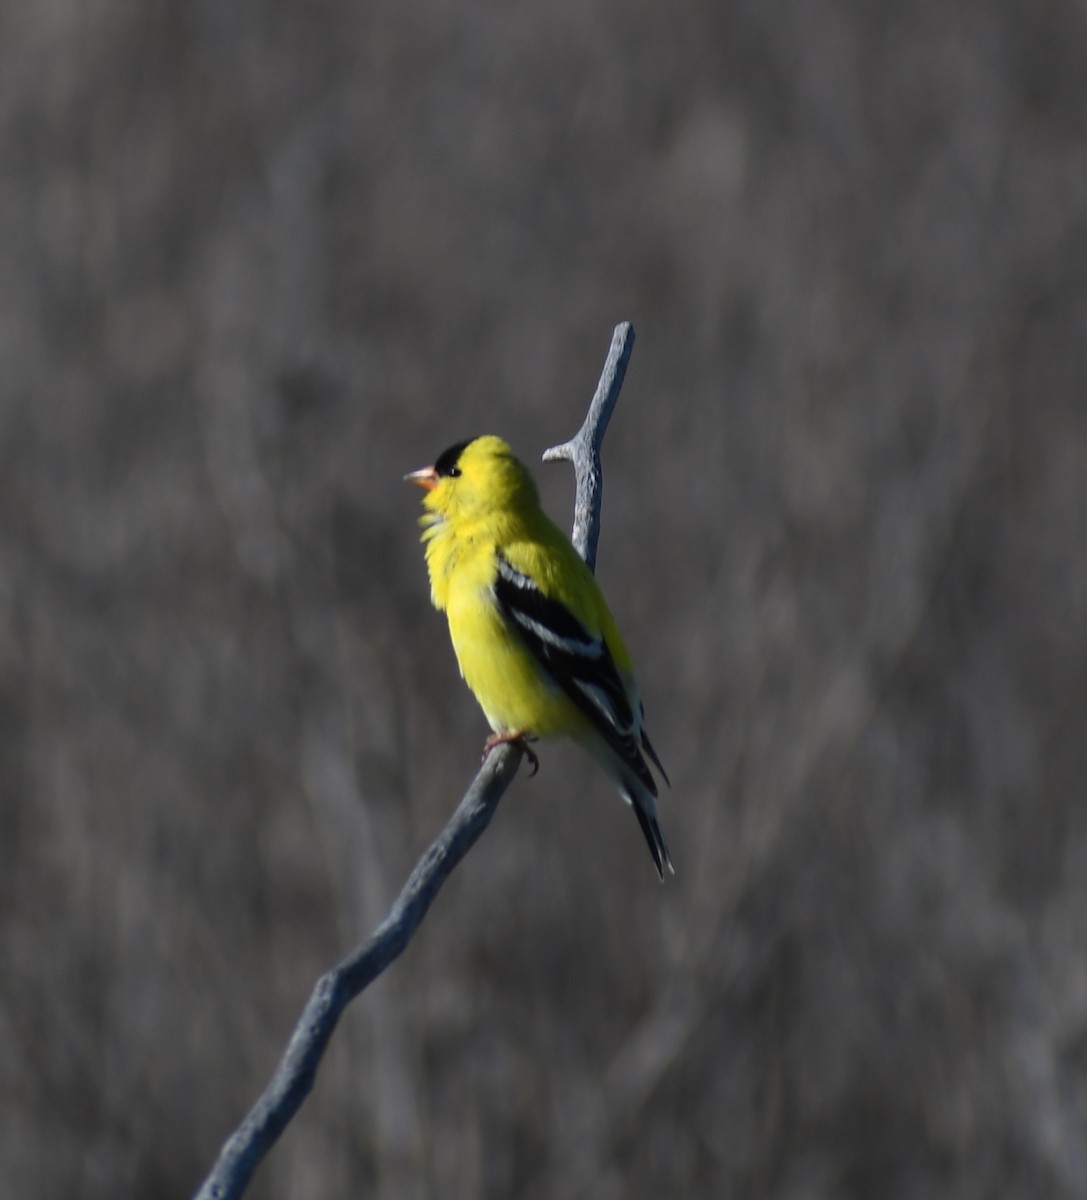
[404,437,478,491]
[433,439,475,478]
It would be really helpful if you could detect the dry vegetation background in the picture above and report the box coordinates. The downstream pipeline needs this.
[3,0,1087,1197]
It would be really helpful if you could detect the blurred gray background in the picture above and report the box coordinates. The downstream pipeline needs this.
[3,0,1086,1197]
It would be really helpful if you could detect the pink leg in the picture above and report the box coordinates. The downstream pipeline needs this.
[482,730,540,777]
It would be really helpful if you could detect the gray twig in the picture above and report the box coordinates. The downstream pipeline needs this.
[193,749,521,1200]
[542,321,634,570]
[193,322,636,1200]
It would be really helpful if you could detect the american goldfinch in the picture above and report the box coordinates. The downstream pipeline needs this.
[406,434,672,879]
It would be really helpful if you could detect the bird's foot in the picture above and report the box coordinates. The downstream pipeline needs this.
[482,731,540,777]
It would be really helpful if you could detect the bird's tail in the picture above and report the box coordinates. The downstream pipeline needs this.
[621,783,674,882]
[579,729,674,880]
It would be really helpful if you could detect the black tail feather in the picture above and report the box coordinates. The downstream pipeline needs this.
[631,793,674,881]
[640,730,670,788]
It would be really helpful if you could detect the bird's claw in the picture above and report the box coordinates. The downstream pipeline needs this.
[482,732,539,777]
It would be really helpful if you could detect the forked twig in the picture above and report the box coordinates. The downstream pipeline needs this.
[543,321,634,571]
[193,323,637,1199]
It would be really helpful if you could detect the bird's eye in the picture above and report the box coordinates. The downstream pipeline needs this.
[447,466,461,478]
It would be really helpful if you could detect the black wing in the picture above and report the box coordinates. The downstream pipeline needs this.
[493,554,657,795]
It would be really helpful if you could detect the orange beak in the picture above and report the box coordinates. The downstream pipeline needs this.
[404,465,439,491]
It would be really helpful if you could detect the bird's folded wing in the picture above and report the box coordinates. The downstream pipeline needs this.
[493,554,657,795]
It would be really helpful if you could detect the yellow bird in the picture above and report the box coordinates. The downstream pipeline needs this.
[406,435,672,878]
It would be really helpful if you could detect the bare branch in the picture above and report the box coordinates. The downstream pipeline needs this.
[193,323,636,1200]
[543,321,635,571]
[194,747,522,1200]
